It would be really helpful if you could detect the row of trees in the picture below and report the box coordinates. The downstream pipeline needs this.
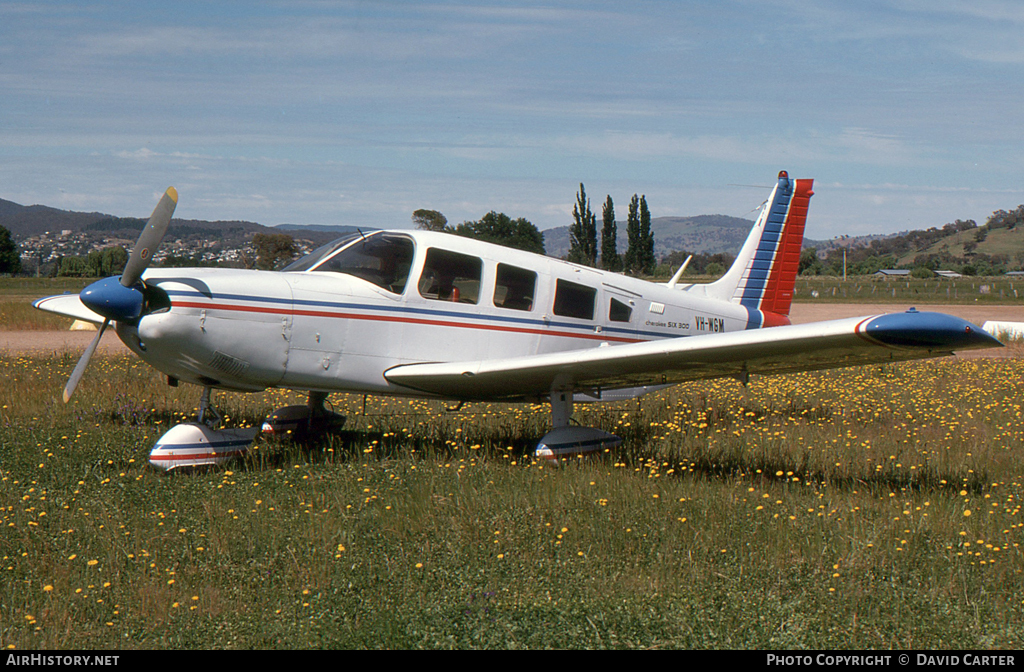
[413,184,656,277]
[0,226,20,276]
[568,184,656,275]
[799,247,1021,278]
[412,209,545,254]
[52,246,128,278]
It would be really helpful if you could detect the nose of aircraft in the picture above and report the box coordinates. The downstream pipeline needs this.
[80,276,145,323]
[62,187,178,403]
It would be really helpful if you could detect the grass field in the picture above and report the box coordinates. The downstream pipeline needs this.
[2,351,1022,649]
[792,276,1024,305]
[0,279,87,331]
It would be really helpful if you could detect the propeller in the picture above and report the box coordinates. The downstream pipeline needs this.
[63,187,177,403]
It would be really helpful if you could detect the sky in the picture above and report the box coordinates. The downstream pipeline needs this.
[2,0,1024,240]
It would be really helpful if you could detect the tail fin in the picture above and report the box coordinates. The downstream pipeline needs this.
[703,171,813,326]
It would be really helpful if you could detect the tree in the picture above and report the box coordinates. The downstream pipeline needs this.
[911,266,934,278]
[600,195,620,271]
[638,195,655,275]
[0,225,21,276]
[57,256,88,277]
[451,211,545,254]
[86,246,128,277]
[252,232,297,270]
[412,209,448,232]
[623,194,641,274]
[705,261,725,278]
[799,247,822,276]
[623,194,656,276]
[568,183,597,266]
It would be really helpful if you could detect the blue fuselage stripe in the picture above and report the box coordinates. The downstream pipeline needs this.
[163,289,682,341]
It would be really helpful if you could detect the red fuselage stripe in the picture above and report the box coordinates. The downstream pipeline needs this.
[172,300,643,344]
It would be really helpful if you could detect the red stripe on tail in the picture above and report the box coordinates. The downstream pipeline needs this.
[759,179,813,316]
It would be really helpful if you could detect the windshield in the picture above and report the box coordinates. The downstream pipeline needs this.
[297,232,415,294]
[281,233,363,272]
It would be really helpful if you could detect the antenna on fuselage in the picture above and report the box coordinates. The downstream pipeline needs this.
[665,255,693,289]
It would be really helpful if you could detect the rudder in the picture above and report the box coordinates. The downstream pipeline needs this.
[704,171,813,325]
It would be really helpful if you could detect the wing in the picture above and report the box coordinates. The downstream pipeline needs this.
[33,294,106,324]
[384,311,1002,400]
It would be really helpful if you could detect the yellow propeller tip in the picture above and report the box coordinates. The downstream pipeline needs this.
[166,187,178,202]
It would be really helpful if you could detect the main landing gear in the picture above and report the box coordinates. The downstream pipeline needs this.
[147,384,617,471]
[533,386,622,466]
[260,391,347,439]
[148,388,346,471]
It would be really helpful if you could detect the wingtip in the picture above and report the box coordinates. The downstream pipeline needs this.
[166,187,178,203]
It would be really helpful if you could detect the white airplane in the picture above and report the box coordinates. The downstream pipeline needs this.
[34,172,1002,469]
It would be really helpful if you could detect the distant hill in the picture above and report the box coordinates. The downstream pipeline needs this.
[895,224,1024,266]
[0,198,111,238]
[805,233,900,256]
[8,192,1024,274]
[544,214,756,259]
[0,197,271,238]
[0,197,349,246]
[275,224,372,235]
[274,224,375,243]
[806,207,1024,275]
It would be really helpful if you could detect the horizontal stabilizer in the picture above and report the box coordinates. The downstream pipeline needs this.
[33,294,106,324]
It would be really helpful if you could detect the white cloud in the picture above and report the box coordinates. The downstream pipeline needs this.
[550,128,925,167]
[113,148,160,160]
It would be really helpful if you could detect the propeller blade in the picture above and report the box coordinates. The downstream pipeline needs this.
[121,187,177,288]
[63,319,110,403]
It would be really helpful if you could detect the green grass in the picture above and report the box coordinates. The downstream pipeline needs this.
[793,276,1024,304]
[0,278,91,299]
[0,301,75,331]
[2,353,1023,648]
[648,273,1024,305]
[0,279,86,330]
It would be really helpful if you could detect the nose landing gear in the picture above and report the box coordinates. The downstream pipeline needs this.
[149,386,258,471]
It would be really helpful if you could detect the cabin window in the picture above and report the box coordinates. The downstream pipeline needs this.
[493,264,536,311]
[418,248,483,304]
[609,297,632,322]
[306,233,414,294]
[552,279,596,320]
